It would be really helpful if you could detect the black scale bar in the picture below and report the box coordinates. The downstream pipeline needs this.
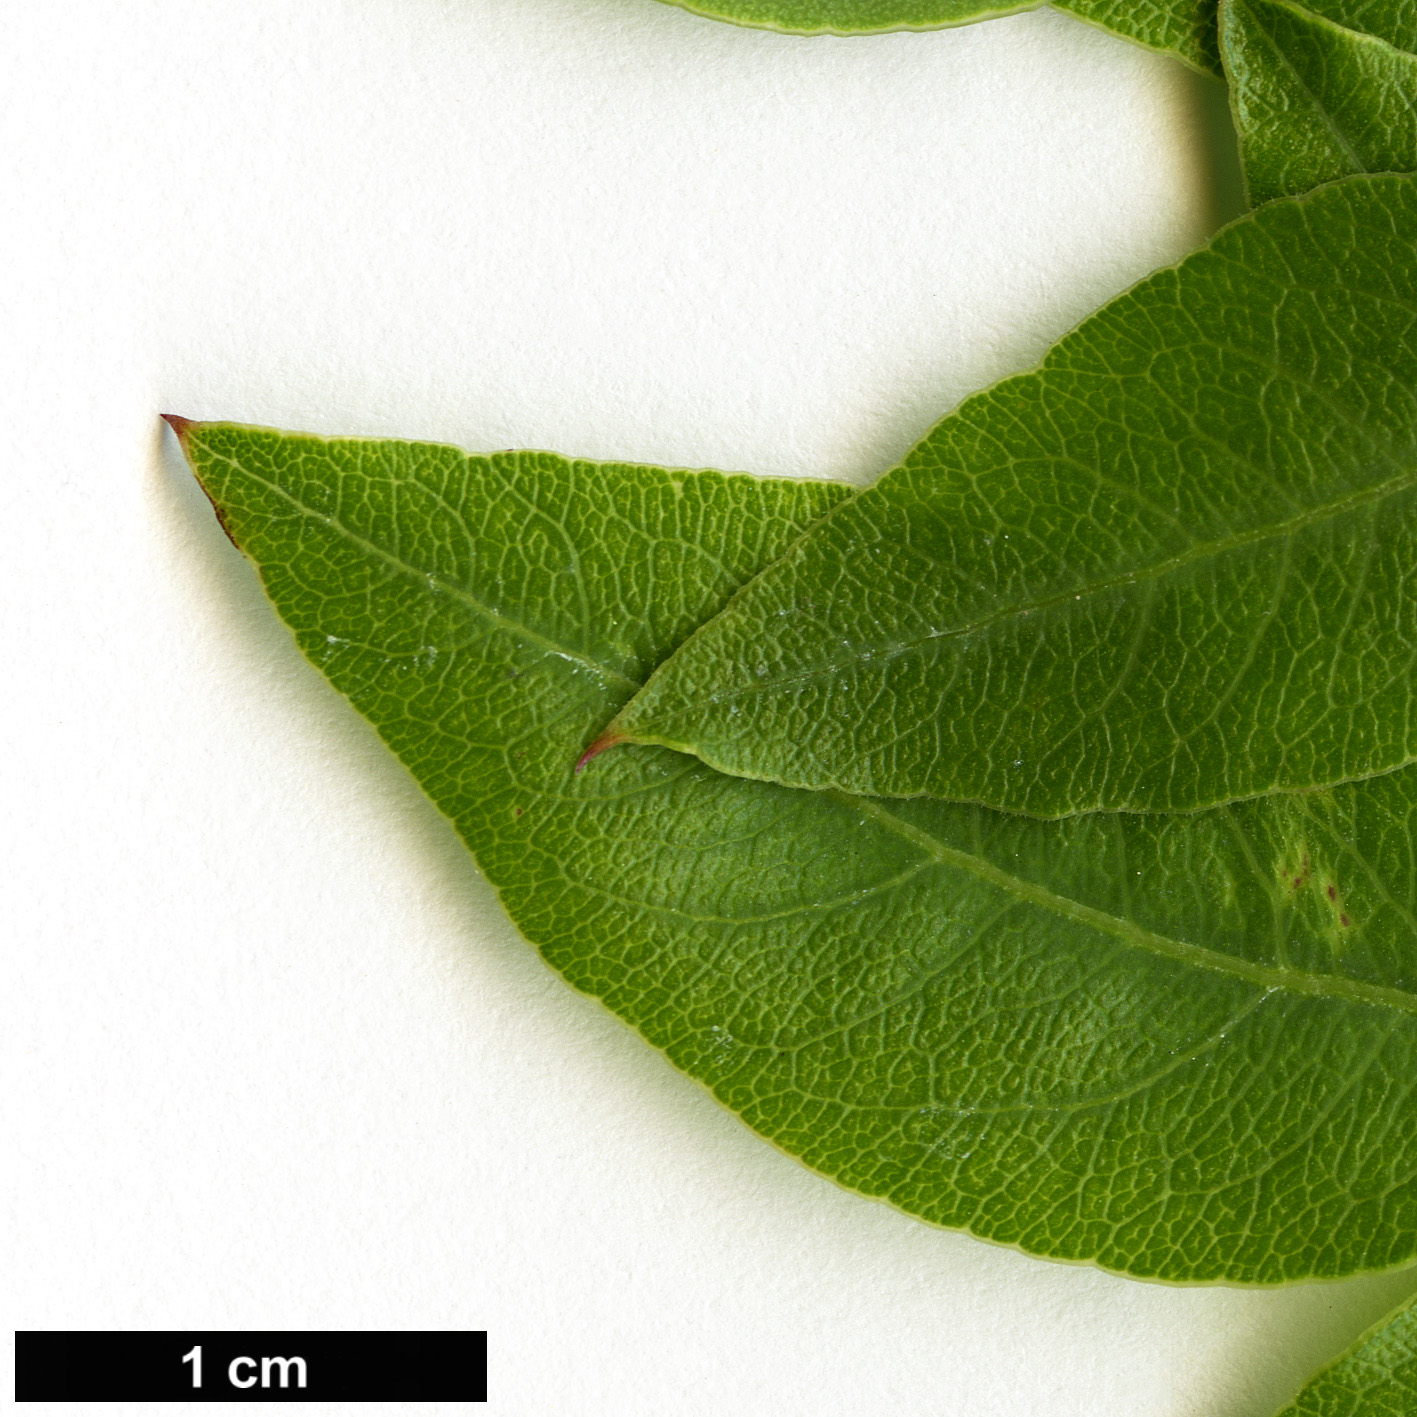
[15,1331,486,1402]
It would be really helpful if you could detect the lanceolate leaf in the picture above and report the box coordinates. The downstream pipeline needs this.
[608,175,1417,817]
[174,419,1417,1283]
[1275,1290,1417,1415]
[1222,0,1417,206]
[652,0,1221,73]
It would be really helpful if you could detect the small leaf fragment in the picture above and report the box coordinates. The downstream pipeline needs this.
[651,0,1222,73]
[1275,1289,1417,1415]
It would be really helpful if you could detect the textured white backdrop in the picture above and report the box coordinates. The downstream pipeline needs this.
[5,1,1416,1412]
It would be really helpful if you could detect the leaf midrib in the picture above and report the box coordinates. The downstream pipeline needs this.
[841,792,1417,1015]
[199,443,1417,1018]
[667,456,1417,710]
[199,445,640,692]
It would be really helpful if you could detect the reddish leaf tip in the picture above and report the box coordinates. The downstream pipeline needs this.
[161,413,196,444]
[576,730,626,773]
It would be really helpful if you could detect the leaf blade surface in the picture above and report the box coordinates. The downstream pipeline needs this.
[1222,0,1417,206]
[1275,1290,1417,1415]
[1301,0,1417,53]
[175,419,1417,1283]
[611,175,1417,816]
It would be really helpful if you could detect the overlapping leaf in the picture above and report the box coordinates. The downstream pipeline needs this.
[1301,0,1417,54]
[607,175,1417,818]
[173,419,1417,1284]
[1276,1290,1417,1415]
[1222,0,1417,206]
[651,0,1221,73]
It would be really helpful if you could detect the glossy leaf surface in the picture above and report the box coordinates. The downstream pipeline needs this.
[175,419,1417,1283]
[1277,1290,1417,1415]
[611,176,1417,817]
[652,0,1221,72]
[1222,0,1417,206]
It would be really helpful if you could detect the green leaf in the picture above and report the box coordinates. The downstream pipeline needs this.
[1275,1289,1417,1415]
[173,418,1417,1283]
[653,0,1042,33]
[1222,0,1417,206]
[608,175,1417,818]
[651,0,1221,73]
[1301,0,1417,54]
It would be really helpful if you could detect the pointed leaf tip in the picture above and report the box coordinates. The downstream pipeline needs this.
[161,413,196,445]
[166,416,241,550]
[575,730,626,773]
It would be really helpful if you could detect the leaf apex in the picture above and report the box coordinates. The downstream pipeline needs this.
[575,729,627,773]
[165,416,242,550]
[161,413,197,447]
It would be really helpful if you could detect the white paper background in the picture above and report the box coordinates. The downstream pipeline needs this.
[5,1,1416,1412]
